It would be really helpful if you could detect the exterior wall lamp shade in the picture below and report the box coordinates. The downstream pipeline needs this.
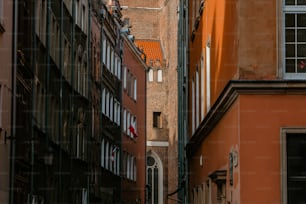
[44,148,54,166]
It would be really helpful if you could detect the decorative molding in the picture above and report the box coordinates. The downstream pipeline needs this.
[147,141,169,147]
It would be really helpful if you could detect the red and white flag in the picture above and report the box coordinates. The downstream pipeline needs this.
[129,125,138,138]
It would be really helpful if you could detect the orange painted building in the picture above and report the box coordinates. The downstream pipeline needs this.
[186,0,306,203]
[121,34,147,204]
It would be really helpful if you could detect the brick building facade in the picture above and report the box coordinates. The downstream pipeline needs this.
[121,0,179,203]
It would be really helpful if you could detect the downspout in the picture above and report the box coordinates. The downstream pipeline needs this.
[87,0,91,202]
[9,0,18,203]
[99,6,104,201]
[177,0,184,202]
[45,0,51,200]
[58,0,64,202]
[30,0,37,201]
[70,0,76,201]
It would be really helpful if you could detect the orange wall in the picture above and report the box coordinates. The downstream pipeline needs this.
[239,94,306,204]
[189,94,306,203]
[189,99,240,203]
[188,0,238,136]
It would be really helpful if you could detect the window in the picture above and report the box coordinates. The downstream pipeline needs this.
[110,95,113,121]
[196,70,199,127]
[105,141,109,169]
[201,52,205,120]
[101,139,105,167]
[127,111,130,136]
[133,78,137,100]
[157,69,162,82]
[123,109,126,132]
[118,58,121,80]
[146,152,163,204]
[206,41,211,111]
[102,89,105,114]
[281,129,306,204]
[283,1,306,79]
[148,68,153,82]
[103,39,106,64]
[81,5,85,30]
[123,66,127,89]
[192,78,195,133]
[117,103,120,126]
[153,112,162,128]
[106,91,109,117]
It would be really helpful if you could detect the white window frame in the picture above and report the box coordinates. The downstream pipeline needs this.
[157,69,162,82]
[123,66,127,89]
[282,2,306,79]
[110,95,113,121]
[117,103,120,126]
[123,109,126,132]
[148,68,153,82]
[127,112,130,136]
[133,78,137,100]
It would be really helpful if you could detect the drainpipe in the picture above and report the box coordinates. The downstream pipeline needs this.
[9,0,18,203]
[58,0,64,202]
[30,0,37,201]
[70,0,76,201]
[45,0,51,200]
[87,0,91,202]
[177,0,189,203]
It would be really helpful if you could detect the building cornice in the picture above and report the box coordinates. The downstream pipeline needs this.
[186,80,306,157]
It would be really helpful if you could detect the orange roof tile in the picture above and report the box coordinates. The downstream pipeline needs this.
[135,40,164,66]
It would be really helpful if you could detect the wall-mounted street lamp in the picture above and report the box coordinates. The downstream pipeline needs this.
[43,147,54,166]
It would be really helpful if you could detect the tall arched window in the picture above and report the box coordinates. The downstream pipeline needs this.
[147,151,163,204]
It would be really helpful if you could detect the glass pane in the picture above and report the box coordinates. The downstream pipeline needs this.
[154,167,158,203]
[298,29,306,42]
[286,29,296,42]
[286,0,295,5]
[147,156,155,167]
[287,134,306,176]
[297,59,306,72]
[297,44,306,57]
[286,59,296,73]
[286,14,295,27]
[287,133,306,204]
[297,0,306,5]
[297,14,306,27]
[286,44,296,57]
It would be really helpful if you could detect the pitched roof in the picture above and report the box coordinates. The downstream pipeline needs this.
[135,40,164,66]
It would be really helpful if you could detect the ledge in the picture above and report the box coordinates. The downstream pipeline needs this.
[186,80,306,157]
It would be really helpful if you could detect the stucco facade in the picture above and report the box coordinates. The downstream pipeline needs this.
[187,0,306,203]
